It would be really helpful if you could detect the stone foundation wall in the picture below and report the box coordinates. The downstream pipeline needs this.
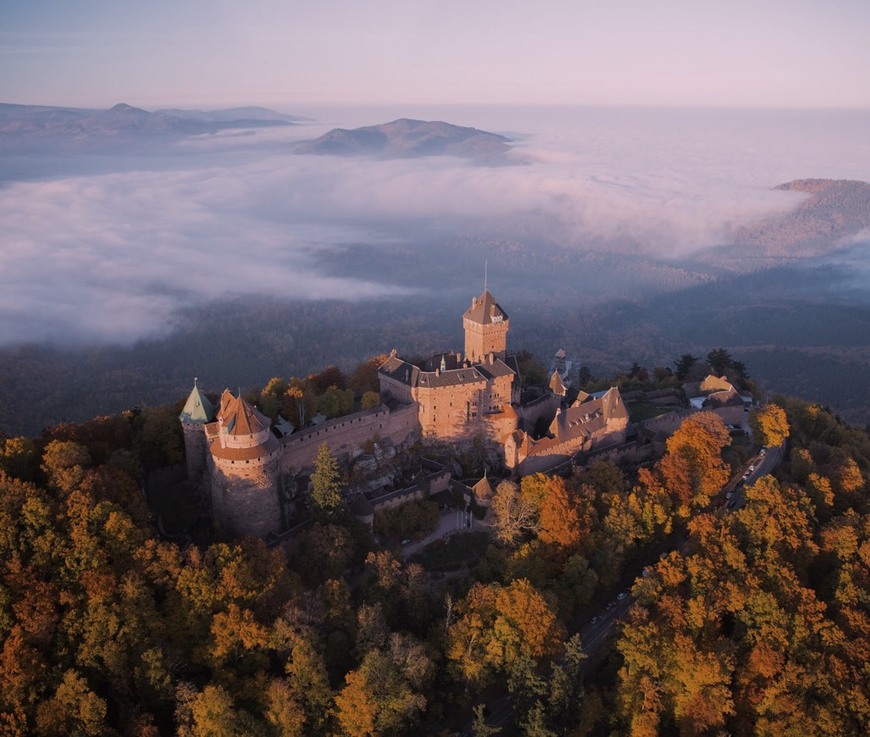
[210,464,282,538]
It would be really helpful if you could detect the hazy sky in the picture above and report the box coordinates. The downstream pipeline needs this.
[2,0,869,108]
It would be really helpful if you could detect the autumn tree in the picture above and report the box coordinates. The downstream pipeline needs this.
[307,365,347,395]
[447,579,565,689]
[490,480,540,546]
[349,355,390,394]
[334,633,433,737]
[282,378,316,429]
[656,412,731,515]
[360,391,381,411]
[537,475,582,552]
[749,403,790,447]
[0,436,39,481]
[41,439,91,494]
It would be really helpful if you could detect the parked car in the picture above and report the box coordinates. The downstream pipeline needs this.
[617,591,627,601]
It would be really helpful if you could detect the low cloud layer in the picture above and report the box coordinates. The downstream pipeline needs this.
[1,106,868,345]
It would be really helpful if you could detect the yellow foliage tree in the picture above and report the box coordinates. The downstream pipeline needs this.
[750,403,790,447]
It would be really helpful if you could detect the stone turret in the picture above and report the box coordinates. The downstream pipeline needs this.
[179,379,216,481]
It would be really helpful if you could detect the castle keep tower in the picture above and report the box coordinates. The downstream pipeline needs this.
[179,380,216,481]
[463,289,509,364]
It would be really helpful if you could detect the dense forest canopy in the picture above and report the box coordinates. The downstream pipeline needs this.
[0,358,868,734]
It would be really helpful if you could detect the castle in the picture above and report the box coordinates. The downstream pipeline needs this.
[181,288,629,538]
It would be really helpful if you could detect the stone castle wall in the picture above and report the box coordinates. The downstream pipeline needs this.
[464,319,508,362]
[182,422,209,481]
[210,458,282,538]
[640,406,743,438]
[277,403,419,475]
[415,381,486,437]
[517,393,560,432]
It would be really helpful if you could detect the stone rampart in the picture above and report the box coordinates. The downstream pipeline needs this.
[278,404,418,474]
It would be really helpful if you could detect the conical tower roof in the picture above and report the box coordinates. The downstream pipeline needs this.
[549,369,567,397]
[179,381,216,424]
[217,391,270,437]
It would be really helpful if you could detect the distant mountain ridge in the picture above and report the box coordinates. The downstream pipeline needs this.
[0,102,297,153]
[738,178,869,257]
[297,118,512,161]
[690,178,870,270]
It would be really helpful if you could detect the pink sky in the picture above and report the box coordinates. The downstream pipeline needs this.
[2,0,869,109]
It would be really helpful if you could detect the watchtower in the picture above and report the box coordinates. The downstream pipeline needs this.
[463,289,509,364]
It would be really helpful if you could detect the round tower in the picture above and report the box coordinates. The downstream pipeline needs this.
[208,390,281,538]
[179,379,216,481]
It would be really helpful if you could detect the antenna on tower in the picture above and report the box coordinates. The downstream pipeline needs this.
[484,258,488,293]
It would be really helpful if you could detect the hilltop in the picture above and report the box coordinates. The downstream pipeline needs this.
[296,118,513,161]
[695,178,870,268]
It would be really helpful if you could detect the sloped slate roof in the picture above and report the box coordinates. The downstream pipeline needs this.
[417,367,486,388]
[463,289,508,325]
[472,475,495,503]
[378,354,420,387]
[180,383,216,424]
[475,357,516,380]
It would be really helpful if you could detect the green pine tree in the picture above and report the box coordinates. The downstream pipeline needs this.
[310,443,343,517]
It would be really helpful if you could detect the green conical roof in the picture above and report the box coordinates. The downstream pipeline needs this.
[179,381,216,424]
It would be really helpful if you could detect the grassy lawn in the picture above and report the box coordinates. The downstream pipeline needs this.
[412,531,490,572]
[629,402,678,423]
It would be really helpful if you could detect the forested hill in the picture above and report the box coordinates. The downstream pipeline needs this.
[697,178,870,267]
[0,393,867,734]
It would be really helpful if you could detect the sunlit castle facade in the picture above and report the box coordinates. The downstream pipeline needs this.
[378,289,520,440]
[377,287,628,464]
